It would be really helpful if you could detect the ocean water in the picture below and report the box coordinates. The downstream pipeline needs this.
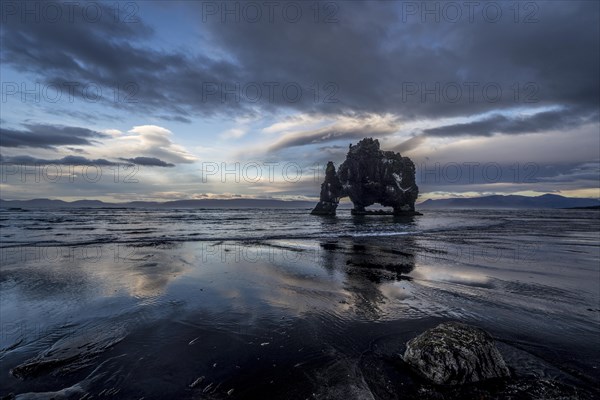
[0,208,598,398]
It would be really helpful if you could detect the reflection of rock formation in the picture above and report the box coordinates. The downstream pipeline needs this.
[319,237,416,320]
[311,138,419,215]
[318,239,415,283]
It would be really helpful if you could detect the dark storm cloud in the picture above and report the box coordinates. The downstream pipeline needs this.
[1,1,598,130]
[65,147,89,154]
[0,154,176,167]
[157,115,193,124]
[41,107,122,123]
[423,108,599,138]
[0,124,107,148]
[412,160,599,193]
[268,123,398,152]
[119,157,175,167]
[393,135,427,154]
[0,154,119,166]
[537,162,600,184]
[191,1,599,118]
[0,1,241,118]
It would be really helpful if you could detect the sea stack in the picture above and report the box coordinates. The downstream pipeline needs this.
[310,161,344,215]
[311,138,419,216]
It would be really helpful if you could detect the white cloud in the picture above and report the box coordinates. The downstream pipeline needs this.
[221,128,247,139]
[103,129,123,136]
[111,125,197,164]
[234,112,401,158]
[262,114,325,134]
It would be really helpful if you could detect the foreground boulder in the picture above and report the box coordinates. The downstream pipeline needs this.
[311,138,418,215]
[403,321,510,385]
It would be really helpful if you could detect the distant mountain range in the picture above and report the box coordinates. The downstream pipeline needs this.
[0,198,316,209]
[1,194,598,210]
[417,194,600,209]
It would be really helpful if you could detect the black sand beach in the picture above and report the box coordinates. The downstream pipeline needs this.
[1,208,598,398]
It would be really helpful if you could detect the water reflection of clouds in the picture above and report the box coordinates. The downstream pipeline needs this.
[412,265,492,289]
[194,246,349,317]
[187,237,420,322]
[3,237,421,338]
[86,246,190,299]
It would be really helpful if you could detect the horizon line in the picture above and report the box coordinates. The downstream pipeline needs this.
[1,193,599,205]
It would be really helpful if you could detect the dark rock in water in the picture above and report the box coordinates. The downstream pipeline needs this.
[311,161,343,215]
[338,138,418,213]
[403,321,510,385]
[310,201,338,216]
[350,209,422,216]
[361,331,597,400]
[311,138,419,215]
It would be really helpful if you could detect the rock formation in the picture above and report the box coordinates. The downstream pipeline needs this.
[403,321,510,385]
[310,161,344,215]
[311,138,419,215]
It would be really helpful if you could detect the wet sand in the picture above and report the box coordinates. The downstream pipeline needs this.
[1,210,599,398]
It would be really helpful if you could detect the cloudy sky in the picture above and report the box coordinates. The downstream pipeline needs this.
[1,1,598,202]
